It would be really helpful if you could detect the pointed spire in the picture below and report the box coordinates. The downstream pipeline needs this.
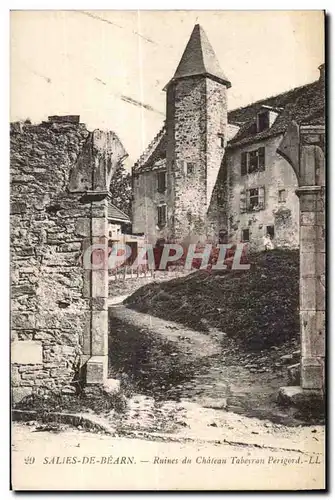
[165,24,231,89]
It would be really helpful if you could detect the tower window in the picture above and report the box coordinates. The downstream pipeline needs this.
[157,204,167,228]
[157,171,167,193]
[218,134,225,148]
[242,229,250,242]
[266,225,275,238]
[186,162,195,175]
[278,189,287,202]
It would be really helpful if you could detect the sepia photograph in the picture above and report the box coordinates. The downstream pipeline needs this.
[10,10,325,491]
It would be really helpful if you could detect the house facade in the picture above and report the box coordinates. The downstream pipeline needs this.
[132,24,325,251]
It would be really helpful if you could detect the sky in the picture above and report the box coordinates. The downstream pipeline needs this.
[10,10,324,169]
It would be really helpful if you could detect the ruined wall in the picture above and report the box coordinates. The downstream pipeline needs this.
[226,135,299,251]
[11,119,92,402]
[10,118,127,401]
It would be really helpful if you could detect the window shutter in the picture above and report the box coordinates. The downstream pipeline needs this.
[258,147,265,170]
[240,190,247,213]
[259,186,265,209]
[241,152,247,176]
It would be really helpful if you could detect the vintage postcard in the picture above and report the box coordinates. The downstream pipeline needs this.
[10,10,325,491]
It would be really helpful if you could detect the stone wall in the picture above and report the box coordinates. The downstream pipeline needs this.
[11,117,127,402]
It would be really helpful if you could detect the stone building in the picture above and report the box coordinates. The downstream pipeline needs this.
[132,24,325,251]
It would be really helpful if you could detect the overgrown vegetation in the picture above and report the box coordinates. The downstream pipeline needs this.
[125,250,299,351]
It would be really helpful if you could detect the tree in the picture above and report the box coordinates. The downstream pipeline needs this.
[109,163,132,216]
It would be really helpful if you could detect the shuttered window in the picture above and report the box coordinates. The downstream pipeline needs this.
[243,186,265,212]
[241,147,266,175]
[157,205,167,227]
[157,171,167,193]
[242,229,250,242]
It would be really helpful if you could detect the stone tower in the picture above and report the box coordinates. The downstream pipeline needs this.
[165,24,231,243]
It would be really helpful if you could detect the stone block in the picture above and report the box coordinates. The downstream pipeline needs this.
[91,218,108,237]
[11,312,36,330]
[82,315,92,356]
[316,211,325,226]
[92,269,108,298]
[301,225,317,243]
[91,310,108,356]
[278,386,324,409]
[11,284,36,298]
[287,363,300,386]
[12,366,21,387]
[301,357,324,390]
[12,341,42,365]
[86,355,108,384]
[75,218,91,238]
[90,297,108,311]
[300,252,316,279]
[103,378,121,394]
[300,212,316,226]
[301,311,325,358]
[300,277,316,310]
[316,276,326,311]
[82,270,91,298]
[12,386,33,404]
[299,194,317,212]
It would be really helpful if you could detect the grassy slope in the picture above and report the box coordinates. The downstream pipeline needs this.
[125,249,300,351]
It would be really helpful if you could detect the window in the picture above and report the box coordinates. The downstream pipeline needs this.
[266,225,275,238]
[241,147,265,176]
[257,111,270,132]
[157,171,167,193]
[240,187,265,213]
[186,162,195,175]
[218,134,225,148]
[242,229,250,242]
[157,204,167,227]
[278,189,287,203]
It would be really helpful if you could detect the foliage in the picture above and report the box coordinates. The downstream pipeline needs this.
[109,163,132,216]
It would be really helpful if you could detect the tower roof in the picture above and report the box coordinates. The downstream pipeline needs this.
[165,24,231,89]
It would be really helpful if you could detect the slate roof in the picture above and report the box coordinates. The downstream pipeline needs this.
[108,200,131,223]
[165,24,231,88]
[227,76,325,148]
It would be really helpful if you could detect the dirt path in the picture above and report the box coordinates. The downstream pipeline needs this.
[111,305,219,358]
[109,305,317,426]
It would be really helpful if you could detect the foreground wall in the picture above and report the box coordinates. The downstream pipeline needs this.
[11,117,127,402]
